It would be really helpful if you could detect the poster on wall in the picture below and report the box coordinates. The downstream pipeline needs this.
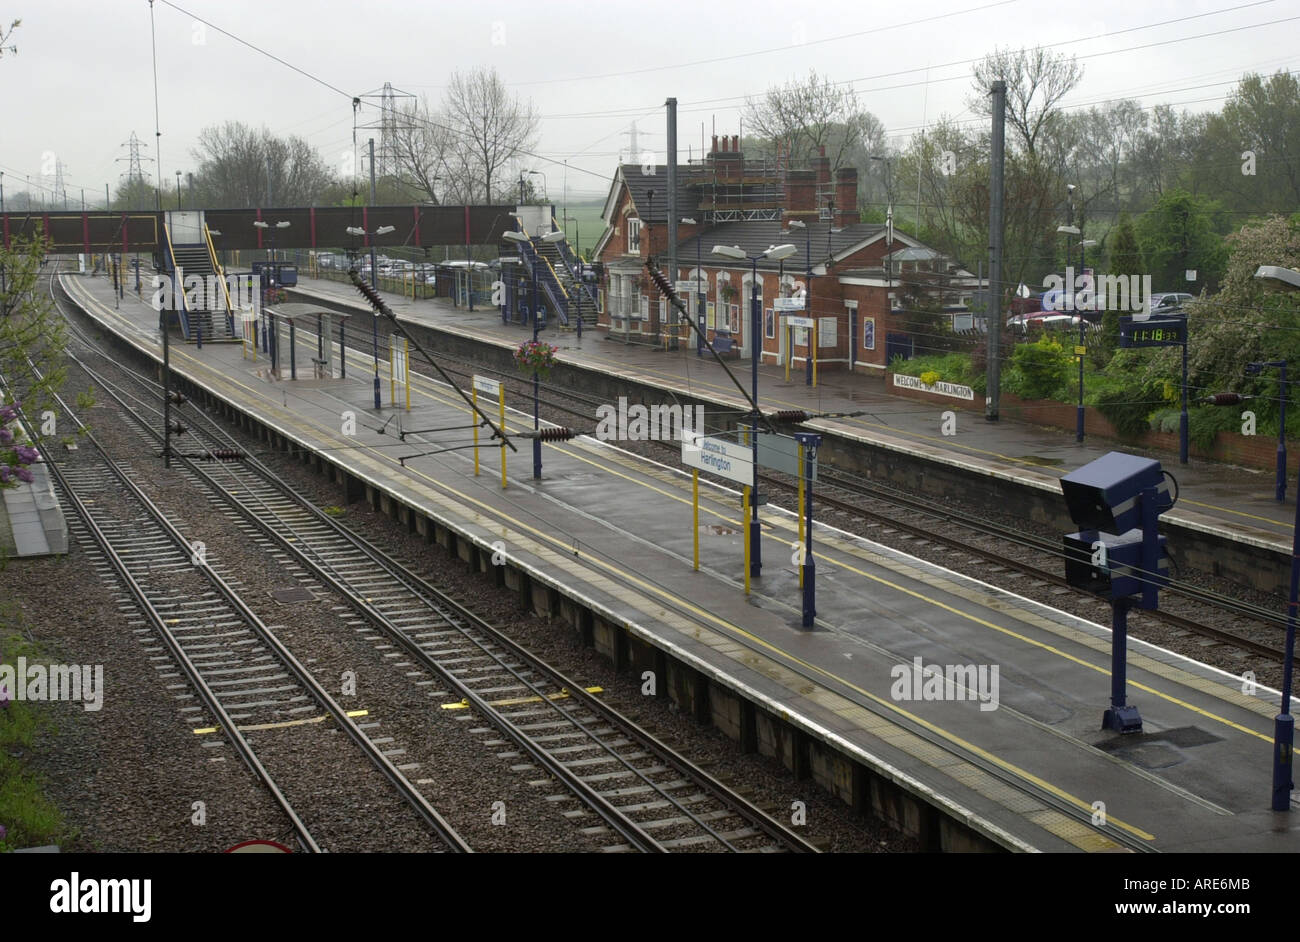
[729,303,740,334]
[765,308,774,338]
[707,301,716,329]
[818,317,837,347]
[862,316,875,350]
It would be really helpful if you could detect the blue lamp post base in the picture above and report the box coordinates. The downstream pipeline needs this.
[1103,704,1143,734]
[1273,713,1294,811]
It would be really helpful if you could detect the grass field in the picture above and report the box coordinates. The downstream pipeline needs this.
[554,203,607,259]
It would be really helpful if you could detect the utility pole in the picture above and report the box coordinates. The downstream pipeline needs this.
[666,97,678,351]
[985,80,1006,423]
[369,138,381,411]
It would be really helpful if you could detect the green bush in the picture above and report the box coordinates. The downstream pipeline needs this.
[888,352,986,394]
[1187,405,1244,451]
[1094,384,1162,438]
[1004,337,1072,401]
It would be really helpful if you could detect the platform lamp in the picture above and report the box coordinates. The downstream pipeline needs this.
[680,218,705,357]
[502,227,565,479]
[711,241,799,577]
[347,224,396,409]
[254,220,291,356]
[1254,263,1300,811]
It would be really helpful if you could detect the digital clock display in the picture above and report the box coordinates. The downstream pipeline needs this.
[1118,316,1187,348]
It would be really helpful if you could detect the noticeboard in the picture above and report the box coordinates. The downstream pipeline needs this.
[737,424,817,480]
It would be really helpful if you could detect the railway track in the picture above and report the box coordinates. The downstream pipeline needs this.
[769,465,1287,662]
[53,276,819,853]
[27,387,472,853]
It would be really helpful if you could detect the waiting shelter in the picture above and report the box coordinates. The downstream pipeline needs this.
[263,302,352,380]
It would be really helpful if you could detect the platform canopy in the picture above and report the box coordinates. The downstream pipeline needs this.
[264,302,352,322]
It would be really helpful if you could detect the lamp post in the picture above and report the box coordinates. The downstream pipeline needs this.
[1254,264,1300,811]
[711,242,799,577]
[681,218,705,357]
[253,220,290,355]
[785,219,814,383]
[347,224,396,409]
[1056,184,1098,444]
[504,228,565,479]
[175,171,182,211]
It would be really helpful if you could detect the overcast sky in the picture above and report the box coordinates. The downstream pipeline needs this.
[3,0,1297,206]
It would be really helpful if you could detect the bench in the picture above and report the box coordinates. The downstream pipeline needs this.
[311,357,329,379]
[711,334,738,358]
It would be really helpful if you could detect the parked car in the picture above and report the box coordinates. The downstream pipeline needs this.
[1148,292,1193,314]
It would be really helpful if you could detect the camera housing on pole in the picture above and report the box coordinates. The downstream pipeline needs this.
[1061,452,1174,733]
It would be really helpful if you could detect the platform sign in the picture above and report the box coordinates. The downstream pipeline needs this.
[783,315,815,329]
[774,297,806,312]
[681,431,753,485]
[389,336,410,410]
[1118,316,1186,348]
[738,424,816,481]
[472,375,507,488]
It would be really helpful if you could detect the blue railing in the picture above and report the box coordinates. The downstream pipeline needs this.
[517,238,569,326]
[551,217,600,311]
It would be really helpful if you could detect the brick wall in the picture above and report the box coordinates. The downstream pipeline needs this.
[884,371,1299,475]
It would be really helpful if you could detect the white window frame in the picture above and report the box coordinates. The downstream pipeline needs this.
[626,218,642,254]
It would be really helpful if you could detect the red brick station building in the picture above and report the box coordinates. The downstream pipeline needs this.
[591,135,984,373]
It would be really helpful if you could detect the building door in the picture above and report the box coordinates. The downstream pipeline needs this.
[885,332,913,362]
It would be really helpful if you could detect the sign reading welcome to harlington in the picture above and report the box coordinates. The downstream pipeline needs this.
[681,431,753,485]
[892,373,975,401]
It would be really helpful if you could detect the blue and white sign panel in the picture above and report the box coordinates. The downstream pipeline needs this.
[681,431,753,485]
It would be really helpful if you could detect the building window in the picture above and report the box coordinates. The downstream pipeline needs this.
[862,315,876,351]
[626,218,641,254]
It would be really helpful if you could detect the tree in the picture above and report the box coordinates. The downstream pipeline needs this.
[190,122,336,208]
[113,177,158,211]
[1095,213,1143,365]
[386,95,464,205]
[442,67,538,203]
[0,17,18,57]
[967,47,1083,158]
[743,69,884,172]
[1143,215,1300,429]
[1193,71,1300,215]
[1135,190,1229,292]
[0,231,73,482]
[1130,104,1208,204]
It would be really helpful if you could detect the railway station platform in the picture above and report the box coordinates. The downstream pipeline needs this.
[62,270,1300,852]
[279,275,1297,595]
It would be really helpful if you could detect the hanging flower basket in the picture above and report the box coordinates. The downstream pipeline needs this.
[720,284,737,302]
[514,340,559,379]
